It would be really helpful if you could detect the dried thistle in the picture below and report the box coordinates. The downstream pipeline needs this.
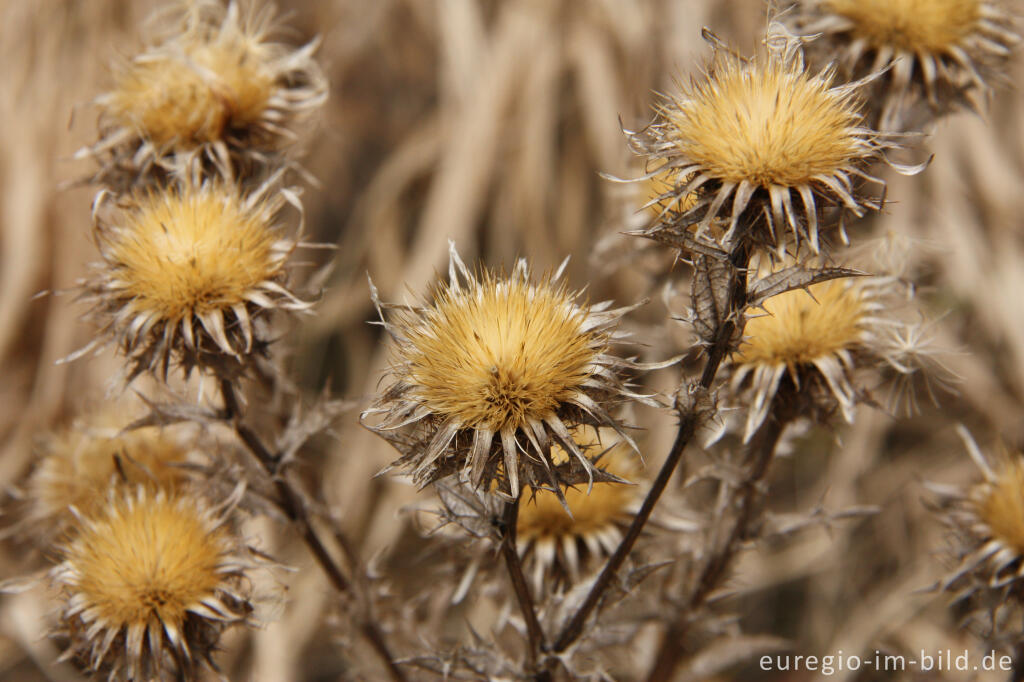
[51,487,260,681]
[935,430,1024,649]
[79,0,327,188]
[26,405,190,537]
[633,24,909,255]
[79,176,311,381]
[727,256,940,440]
[791,0,1020,129]
[516,428,638,593]
[363,243,658,499]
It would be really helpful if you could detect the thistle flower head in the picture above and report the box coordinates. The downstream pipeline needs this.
[81,0,327,187]
[27,407,189,536]
[82,177,311,381]
[363,243,656,498]
[727,254,941,441]
[792,0,1019,128]
[52,488,257,680]
[934,431,1024,647]
[634,25,902,255]
[516,428,637,592]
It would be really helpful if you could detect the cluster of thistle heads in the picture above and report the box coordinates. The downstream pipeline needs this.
[5,0,1024,679]
[5,1,330,679]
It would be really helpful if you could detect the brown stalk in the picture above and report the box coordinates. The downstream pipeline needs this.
[499,496,551,680]
[218,378,407,682]
[645,408,788,681]
[552,242,751,654]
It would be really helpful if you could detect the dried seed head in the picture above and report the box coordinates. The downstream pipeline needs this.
[52,488,257,680]
[517,428,637,592]
[975,456,1024,556]
[82,179,311,381]
[791,0,1019,129]
[633,25,904,255]
[934,433,1024,648]
[364,243,656,498]
[728,254,944,440]
[81,0,327,187]
[27,407,189,536]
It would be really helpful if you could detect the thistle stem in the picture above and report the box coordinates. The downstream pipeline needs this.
[645,411,787,682]
[552,244,750,654]
[500,497,550,679]
[218,379,407,682]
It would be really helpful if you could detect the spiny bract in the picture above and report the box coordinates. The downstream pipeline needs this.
[81,0,327,186]
[52,488,255,681]
[634,25,896,254]
[364,243,659,499]
[793,0,1019,128]
[83,178,310,380]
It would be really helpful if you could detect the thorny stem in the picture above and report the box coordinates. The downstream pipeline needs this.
[500,497,550,680]
[552,244,751,654]
[645,410,788,682]
[218,379,407,682]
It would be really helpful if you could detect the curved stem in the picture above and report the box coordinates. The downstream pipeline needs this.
[553,245,751,654]
[645,413,787,682]
[218,379,407,682]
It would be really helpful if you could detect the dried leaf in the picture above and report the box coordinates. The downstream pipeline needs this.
[747,265,862,310]
[690,255,733,344]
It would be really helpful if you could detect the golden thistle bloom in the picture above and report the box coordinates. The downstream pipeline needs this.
[729,260,917,441]
[936,430,1024,647]
[82,178,310,380]
[51,488,256,680]
[635,25,902,254]
[80,0,327,187]
[364,244,658,497]
[27,407,189,535]
[517,428,637,593]
[792,0,1019,128]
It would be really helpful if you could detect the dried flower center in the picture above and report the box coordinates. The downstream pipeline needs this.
[977,460,1024,554]
[109,187,280,322]
[825,0,980,53]
[109,41,274,146]
[737,279,865,368]
[403,278,598,431]
[666,60,863,188]
[32,422,186,522]
[68,496,227,628]
[518,442,633,541]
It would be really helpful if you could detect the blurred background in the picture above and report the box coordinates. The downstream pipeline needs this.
[1,0,1023,679]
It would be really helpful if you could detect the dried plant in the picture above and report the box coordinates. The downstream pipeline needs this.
[2,1,1023,680]
[789,0,1021,130]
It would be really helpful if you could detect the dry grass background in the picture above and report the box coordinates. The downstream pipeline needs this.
[0,1,1022,680]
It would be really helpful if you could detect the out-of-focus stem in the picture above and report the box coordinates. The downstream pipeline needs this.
[218,379,407,682]
[645,411,787,682]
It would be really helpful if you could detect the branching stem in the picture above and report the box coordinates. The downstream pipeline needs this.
[645,410,787,681]
[552,242,751,654]
[218,379,407,682]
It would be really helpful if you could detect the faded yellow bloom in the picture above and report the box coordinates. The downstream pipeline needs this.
[636,25,897,253]
[83,179,310,380]
[364,244,658,498]
[792,0,1019,128]
[81,0,327,185]
[517,428,636,591]
[28,407,188,534]
[52,488,256,680]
